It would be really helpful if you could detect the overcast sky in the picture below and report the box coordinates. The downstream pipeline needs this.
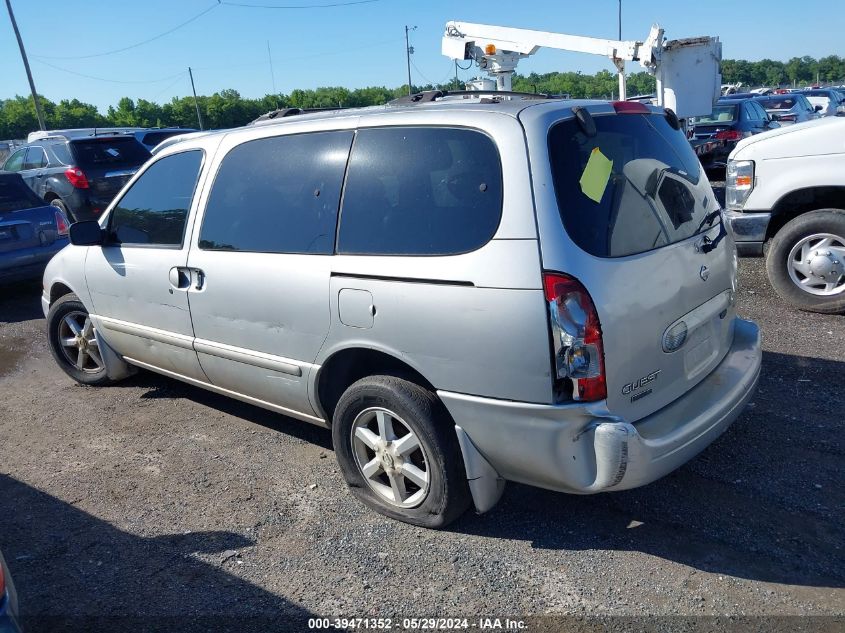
[2,0,842,111]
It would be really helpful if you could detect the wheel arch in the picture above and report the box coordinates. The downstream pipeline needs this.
[768,186,845,240]
[49,281,75,305]
[314,346,437,423]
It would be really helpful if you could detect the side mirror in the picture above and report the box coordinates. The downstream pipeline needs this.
[769,113,781,122]
[69,221,104,246]
[814,104,824,112]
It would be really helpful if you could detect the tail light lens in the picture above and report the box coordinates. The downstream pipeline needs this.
[0,561,5,598]
[54,209,70,236]
[65,166,89,189]
[779,114,797,122]
[714,129,743,141]
[543,273,607,402]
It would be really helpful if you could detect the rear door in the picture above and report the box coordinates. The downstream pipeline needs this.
[525,104,737,422]
[20,146,48,194]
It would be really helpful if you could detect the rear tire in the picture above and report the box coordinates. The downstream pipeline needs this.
[332,375,471,528]
[766,209,845,314]
[47,294,113,385]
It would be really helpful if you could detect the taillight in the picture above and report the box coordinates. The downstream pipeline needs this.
[65,166,89,189]
[543,273,607,402]
[54,209,70,236]
[0,561,5,598]
[612,101,650,114]
[779,114,797,122]
[714,129,743,141]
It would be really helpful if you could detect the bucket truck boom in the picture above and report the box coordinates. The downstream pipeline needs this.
[442,21,722,120]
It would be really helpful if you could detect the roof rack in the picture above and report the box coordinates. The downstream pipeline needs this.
[389,89,560,105]
[249,106,349,126]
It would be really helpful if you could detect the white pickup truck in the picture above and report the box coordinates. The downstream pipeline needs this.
[725,116,845,314]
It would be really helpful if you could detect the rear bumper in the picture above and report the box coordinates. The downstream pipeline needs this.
[0,239,68,284]
[725,210,771,257]
[440,318,761,498]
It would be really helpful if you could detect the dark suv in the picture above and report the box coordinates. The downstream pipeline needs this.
[2,136,152,222]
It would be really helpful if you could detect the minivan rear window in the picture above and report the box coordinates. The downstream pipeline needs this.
[549,113,718,258]
[70,138,151,167]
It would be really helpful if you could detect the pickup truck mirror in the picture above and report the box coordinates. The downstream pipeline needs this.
[814,104,824,112]
[769,114,781,122]
[69,221,104,246]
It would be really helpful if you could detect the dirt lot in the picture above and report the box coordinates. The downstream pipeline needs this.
[0,259,843,632]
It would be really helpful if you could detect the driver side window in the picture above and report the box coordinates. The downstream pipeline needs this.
[108,150,203,247]
[3,148,26,172]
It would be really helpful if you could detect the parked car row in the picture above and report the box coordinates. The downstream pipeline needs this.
[690,87,844,177]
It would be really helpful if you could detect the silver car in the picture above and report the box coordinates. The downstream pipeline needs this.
[41,96,761,528]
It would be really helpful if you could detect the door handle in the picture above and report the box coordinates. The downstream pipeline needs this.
[36,172,44,178]
[168,266,192,290]
[193,269,205,290]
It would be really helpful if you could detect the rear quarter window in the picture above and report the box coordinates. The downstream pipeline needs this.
[337,127,503,256]
[549,113,719,258]
[0,176,44,213]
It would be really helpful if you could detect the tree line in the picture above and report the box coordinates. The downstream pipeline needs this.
[1,55,842,139]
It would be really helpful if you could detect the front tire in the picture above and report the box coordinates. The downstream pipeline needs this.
[332,375,471,528]
[766,209,845,314]
[47,294,113,385]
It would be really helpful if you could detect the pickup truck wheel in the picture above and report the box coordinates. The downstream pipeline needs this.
[766,209,845,314]
[332,375,471,528]
[47,294,113,385]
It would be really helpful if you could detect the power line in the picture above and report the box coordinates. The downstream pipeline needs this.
[33,2,220,60]
[220,0,381,8]
[33,59,186,85]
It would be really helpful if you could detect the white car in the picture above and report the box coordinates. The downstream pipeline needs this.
[725,116,845,313]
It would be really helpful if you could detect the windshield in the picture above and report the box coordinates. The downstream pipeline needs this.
[692,104,738,124]
[549,112,719,258]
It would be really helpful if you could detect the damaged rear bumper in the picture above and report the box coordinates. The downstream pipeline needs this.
[440,318,761,512]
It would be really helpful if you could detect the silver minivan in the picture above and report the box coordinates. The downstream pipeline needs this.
[42,96,762,528]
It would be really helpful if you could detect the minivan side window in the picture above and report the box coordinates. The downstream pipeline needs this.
[198,131,353,254]
[108,150,203,247]
[337,127,503,256]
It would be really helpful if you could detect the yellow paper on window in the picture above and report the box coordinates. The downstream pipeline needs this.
[579,147,613,203]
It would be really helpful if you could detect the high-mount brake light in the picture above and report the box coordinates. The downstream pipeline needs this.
[65,166,89,189]
[612,101,650,114]
[543,273,607,402]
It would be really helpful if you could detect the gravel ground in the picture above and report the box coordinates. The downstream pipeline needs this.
[0,259,843,632]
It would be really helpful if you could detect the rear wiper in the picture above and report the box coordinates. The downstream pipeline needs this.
[696,209,726,253]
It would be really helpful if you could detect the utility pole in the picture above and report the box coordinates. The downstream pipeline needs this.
[188,67,204,131]
[617,0,622,40]
[267,40,277,97]
[405,25,417,96]
[5,0,45,131]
